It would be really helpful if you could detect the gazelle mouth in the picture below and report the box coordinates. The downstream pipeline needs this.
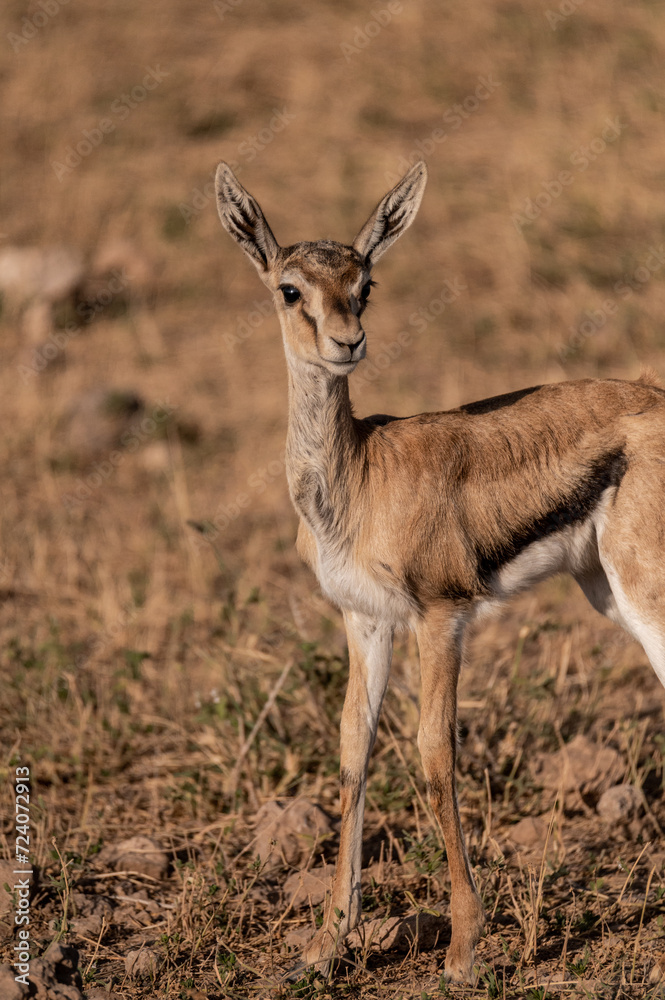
[326,359,360,369]
[318,357,362,375]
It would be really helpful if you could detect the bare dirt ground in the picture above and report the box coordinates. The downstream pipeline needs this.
[3,0,665,997]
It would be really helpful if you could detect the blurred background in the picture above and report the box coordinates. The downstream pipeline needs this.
[2,0,665,996]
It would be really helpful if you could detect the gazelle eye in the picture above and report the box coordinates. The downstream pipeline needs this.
[361,281,373,300]
[281,285,301,304]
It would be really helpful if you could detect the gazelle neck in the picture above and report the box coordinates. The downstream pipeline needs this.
[284,357,361,533]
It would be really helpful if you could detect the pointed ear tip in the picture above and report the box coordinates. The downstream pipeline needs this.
[216,161,239,186]
[398,160,427,189]
[215,162,242,203]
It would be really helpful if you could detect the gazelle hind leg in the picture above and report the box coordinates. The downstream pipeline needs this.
[631,619,665,684]
[579,562,665,684]
[597,467,665,686]
[416,604,484,984]
[298,611,393,974]
[601,561,665,686]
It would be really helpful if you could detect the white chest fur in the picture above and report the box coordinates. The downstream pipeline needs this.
[306,524,417,627]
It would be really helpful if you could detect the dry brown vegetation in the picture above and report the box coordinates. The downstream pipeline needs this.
[3,0,665,997]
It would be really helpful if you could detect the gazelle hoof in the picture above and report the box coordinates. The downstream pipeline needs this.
[443,959,475,985]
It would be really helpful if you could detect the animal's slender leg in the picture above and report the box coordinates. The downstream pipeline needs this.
[301,610,393,971]
[415,603,484,984]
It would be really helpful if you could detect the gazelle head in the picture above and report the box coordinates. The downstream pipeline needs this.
[215,161,427,375]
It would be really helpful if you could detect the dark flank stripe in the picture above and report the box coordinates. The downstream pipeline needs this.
[475,448,628,586]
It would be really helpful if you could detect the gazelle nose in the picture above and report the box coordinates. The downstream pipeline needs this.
[333,332,365,353]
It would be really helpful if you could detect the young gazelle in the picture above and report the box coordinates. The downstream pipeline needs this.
[215,158,665,983]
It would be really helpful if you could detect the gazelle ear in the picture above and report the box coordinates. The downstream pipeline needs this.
[353,161,427,267]
[215,162,279,274]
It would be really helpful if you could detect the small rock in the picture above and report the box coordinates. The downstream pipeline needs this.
[97,835,169,880]
[283,865,335,908]
[596,783,641,824]
[70,891,114,937]
[507,815,550,849]
[71,914,104,937]
[85,990,122,999]
[0,963,29,999]
[39,990,84,1000]
[125,947,160,979]
[283,926,313,951]
[650,956,665,983]
[347,911,446,953]
[29,943,83,999]
[532,734,623,796]
[252,799,333,871]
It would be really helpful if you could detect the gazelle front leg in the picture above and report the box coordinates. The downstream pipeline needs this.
[416,603,484,984]
[301,610,393,973]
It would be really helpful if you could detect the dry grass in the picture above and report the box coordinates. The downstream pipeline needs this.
[2,0,665,996]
